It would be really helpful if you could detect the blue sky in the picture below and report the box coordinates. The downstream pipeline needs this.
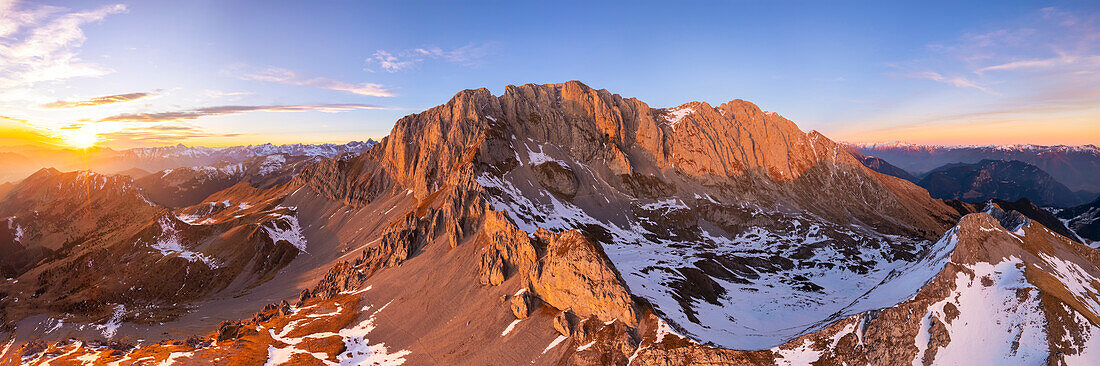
[1,0,1098,148]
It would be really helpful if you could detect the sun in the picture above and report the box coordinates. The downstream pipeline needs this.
[62,129,99,149]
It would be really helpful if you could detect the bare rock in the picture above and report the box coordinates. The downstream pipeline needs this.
[479,248,506,286]
[605,143,633,176]
[532,161,579,199]
[529,230,637,325]
[215,320,245,342]
[510,290,535,319]
[478,210,538,286]
[554,310,579,337]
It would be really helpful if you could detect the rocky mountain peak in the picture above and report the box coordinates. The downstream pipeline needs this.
[403,82,861,183]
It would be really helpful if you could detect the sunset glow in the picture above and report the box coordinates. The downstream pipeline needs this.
[60,128,99,150]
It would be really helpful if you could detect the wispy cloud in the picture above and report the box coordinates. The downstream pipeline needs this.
[100,124,244,144]
[366,43,496,73]
[369,50,416,73]
[96,103,384,123]
[977,53,1100,74]
[902,70,996,94]
[0,1,128,90]
[203,90,253,99]
[40,91,157,108]
[238,66,392,97]
[0,115,30,124]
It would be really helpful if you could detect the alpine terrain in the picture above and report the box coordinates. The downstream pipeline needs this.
[2,81,1099,365]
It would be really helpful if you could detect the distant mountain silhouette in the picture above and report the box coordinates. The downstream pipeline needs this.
[854,143,1100,193]
[917,159,1081,207]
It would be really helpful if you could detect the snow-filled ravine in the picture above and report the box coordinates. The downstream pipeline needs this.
[475,148,960,349]
[146,216,221,268]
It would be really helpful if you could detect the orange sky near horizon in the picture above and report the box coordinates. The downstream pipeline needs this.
[3,111,1096,151]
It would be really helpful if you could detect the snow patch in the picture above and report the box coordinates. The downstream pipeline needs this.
[523,142,563,166]
[911,257,1046,365]
[665,106,694,126]
[639,199,689,212]
[5,217,22,243]
[94,304,125,339]
[336,301,411,366]
[149,216,221,268]
[543,335,568,354]
[501,319,522,336]
[1063,304,1100,364]
[576,341,596,351]
[1038,253,1100,316]
[654,318,681,344]
[258,154,286,175]
[773,339,822,366]
[159,351,195,366]
[263,299,409,366]
[262,214,309,252]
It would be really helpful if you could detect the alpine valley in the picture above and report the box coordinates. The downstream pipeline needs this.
[2,82,1099,366]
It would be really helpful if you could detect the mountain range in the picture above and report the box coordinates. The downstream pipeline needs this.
[0,141,377,185]
[1,82,1098,365]
[916,159,1084,207]
[853,143,1100,193]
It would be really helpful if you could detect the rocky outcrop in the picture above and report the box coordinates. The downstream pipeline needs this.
[529,229,638,326]
[477,211,638,326]
[478,210,538,286]
[533,161,579,198]
[991,198,1079,242]
[510,290,537,319]
[302,177,484,301]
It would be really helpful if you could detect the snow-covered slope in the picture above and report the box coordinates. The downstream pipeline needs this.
[766,207,1100,365]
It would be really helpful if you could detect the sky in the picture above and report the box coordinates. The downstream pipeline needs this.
[0,0,1097,149]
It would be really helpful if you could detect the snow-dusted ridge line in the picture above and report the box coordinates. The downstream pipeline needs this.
[849,142,1100,153]
[125,140,378,160]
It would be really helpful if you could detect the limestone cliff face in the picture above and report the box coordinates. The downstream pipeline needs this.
[358,81,891,195]
[479,82,865,182]
[468,81,953,236]
[663,99,856,181]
